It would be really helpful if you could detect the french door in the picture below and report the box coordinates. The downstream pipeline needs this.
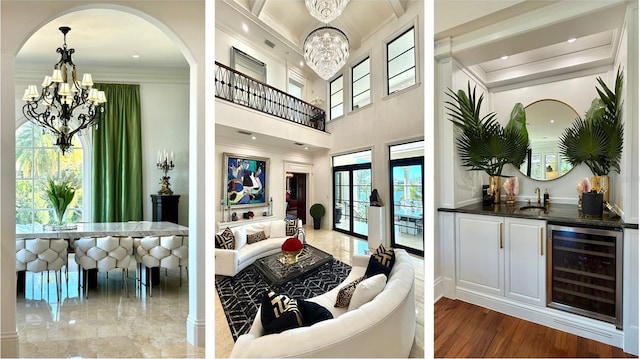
[390,156,424,256]
[333,164,371,238]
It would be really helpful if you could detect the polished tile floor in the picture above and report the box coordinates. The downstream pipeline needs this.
[214,226,426,358]
[16,256,204,358]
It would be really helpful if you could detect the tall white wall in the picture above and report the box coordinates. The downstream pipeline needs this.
[139,82,190,225]
[320,1,424,238]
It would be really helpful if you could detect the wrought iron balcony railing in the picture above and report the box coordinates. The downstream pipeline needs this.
[215,62,326,131]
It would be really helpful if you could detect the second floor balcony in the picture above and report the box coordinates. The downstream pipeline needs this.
[214,62,326,132]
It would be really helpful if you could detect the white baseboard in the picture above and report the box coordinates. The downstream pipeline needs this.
[186,315,206,347]
[1,331,19,357]
[624,324,639,355]
[455,287,625,349]
[434,277,443,302]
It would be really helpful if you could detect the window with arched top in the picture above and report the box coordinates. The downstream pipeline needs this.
[15,122,85,227]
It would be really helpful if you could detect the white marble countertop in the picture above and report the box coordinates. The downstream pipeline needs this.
[16,221,189,239]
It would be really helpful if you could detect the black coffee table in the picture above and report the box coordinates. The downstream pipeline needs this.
[253,245,333,286]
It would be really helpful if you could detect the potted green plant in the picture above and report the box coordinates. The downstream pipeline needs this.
[309,203,326,229]
[446,82,530,204]
[559,68,623,214]
[44,174,77,228]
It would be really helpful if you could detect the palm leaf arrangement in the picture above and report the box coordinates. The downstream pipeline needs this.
[559,68,624,176]
[45,174,77,225]
[445,82,530,177]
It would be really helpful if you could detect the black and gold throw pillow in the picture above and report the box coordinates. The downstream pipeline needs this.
[285,218,298,236]
[215,227,235,249]
[334,276,365,308]
[247,230,267,244]
[364,244,395,277]
[298,299,333,326]
[260,291,303,335]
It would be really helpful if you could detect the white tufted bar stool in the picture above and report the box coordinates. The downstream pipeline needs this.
[134,235,188,296]
[74,236,133,298]
[15,238,68,301]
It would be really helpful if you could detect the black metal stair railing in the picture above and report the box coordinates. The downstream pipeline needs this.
[215,62,326,131]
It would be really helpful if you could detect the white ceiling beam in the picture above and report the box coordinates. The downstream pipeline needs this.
[251,0,266,17]
[388,0,405,18]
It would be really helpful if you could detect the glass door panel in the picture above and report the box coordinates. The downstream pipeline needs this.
[390,160,423,256]
[334,170,350,233]
[353,169,371,237]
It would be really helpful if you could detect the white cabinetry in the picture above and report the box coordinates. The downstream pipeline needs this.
[455,213,546,306]
[456,214,503,296]
[504,217,546,306]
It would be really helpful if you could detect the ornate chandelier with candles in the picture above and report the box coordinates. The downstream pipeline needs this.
[22,26,107,154]
[303,26,350,80]
[305,0,350,23]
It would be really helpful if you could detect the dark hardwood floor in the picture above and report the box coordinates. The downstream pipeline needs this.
[435,298,637,358]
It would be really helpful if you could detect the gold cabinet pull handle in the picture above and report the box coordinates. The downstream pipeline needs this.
[499,222,504,249]
[540,227,544,256]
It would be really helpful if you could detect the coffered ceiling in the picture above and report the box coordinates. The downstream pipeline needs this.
[434,0,631,88]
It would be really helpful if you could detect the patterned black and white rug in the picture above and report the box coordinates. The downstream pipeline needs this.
[215,259,351,341]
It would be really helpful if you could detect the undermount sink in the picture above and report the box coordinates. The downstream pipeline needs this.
[519,205,547,212]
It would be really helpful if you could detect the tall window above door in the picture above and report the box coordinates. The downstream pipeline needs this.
[386,27,416,95]
[330,75,344,120]
[352,57,370,110]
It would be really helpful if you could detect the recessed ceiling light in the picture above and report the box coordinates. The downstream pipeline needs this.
[500,55,509,60]
[304,147,309,150]
[251,136,257,140]
[550,119,555,123]
[242,23,249,33]
[300,61,304,67]
[567,38,577,43]
[132,54,140,59]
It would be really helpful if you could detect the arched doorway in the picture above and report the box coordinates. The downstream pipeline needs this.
[1,3,205,356]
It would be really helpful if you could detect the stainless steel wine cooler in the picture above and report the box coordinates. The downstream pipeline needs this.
[547,224,622,328]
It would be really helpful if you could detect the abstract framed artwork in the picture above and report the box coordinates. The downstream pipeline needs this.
[224,153,269,208]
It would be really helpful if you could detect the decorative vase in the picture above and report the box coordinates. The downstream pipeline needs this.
[582,191,603,217]
[591,175,609,204]
[488,176,501,204]
[283,249,302,264]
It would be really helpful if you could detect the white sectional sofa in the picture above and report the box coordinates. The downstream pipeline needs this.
[230,248,416,358]
[215,219,303,277]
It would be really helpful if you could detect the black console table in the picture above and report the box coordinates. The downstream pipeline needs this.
[151,194,180,224]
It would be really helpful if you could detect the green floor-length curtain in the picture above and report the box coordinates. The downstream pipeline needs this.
[91,83,143,222]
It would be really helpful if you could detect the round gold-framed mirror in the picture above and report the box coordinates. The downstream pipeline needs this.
[518,99,579,181]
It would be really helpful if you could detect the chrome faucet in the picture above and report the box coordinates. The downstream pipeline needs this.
[534,187,541,205]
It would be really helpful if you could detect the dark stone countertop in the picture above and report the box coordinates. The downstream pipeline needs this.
[439,201,638,230]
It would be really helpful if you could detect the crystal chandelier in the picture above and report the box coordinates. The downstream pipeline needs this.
[22,26,107,154]
[303,26,350,80]
[305,0,350,23]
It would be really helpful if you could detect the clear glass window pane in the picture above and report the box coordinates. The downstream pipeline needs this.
[333,150,372,166]
[353,90,370,110]
[330,76,344,120]
[387,27,416,94]
[388,48,415,78]
[15,122,84,227]
[331,105,344,119]
[390,141,424,160]
[352,58,370,110]
[388,28,414,60]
